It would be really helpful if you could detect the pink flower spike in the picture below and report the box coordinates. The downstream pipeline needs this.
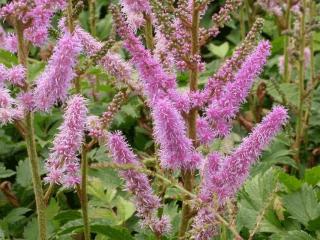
[108,132,171,235]
[33,31,82,111]
[45,95,87,188]
[152,98,201,170]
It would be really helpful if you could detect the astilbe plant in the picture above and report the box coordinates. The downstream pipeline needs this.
[0,0,289,240]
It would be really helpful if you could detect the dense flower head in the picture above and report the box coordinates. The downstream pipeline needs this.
[216,106,288,200]
[0,0,66,46]
[203,40,271,142]
[112,7,177,102]
[33,31,82,111]
[0,64,26,87]
[74,26,103,56]
[192,208,218,240]
[192,106,288,240]
[120,0,151,14]
[152,98,201,169]
[108,132,171,235]
[45,95,87,187]
[0,87,23,125]
[99,52,133,84]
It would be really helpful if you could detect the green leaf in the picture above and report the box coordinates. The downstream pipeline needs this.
[282,184,320,226]
[279,172,302,192]
[304,166,320,186]
[207,42,229,58]
[0,49,18,66]
[16,159,32,188]
[0,164,15,178]
[266,82,299,107]
[91,224,134,240]
[54,210,82,224]
[4,208,31,223]
[308,216,320,231]
[282,230,316,240]
[237,169,283,233]
[115,196,135,224]
[23,218,38,240]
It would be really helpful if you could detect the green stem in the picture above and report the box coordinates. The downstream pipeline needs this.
[15,19,47,240]
[283,0,292,83]
[143,13,154,50]
[80,147,90,240]
[67,0,74,32]
[25,114,47,240]
[179,1,200,238]
[240,5,246,40]
[294,0,307,167]
[89,0,96,36]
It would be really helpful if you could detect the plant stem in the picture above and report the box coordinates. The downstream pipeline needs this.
[283,0,292,83]
[179,1,200,238]
[293,0,306,167]
[89,0,96,36]
[67,0,74,32]
[15,19,47,240]
[143,13,154,50]
[80,147,90,240]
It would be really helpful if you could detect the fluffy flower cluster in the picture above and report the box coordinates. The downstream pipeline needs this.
[153,98,201,169]
[193,106,288,240]
[0,26,18,53]
[197,41,271,144]
[33,31,82,111]
[0,87,23,125]
[0,64,26,124]
[0,64,26,87]
[45,95,87,187]
[0,0,66,46]
[108,132,171,236]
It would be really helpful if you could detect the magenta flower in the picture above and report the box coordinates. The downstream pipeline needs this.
[74,26,103,56]
[33,31,82,111]
[201,41,271,142]
[193,106,288,240]
[152,98,201,170]
[45,95,87,187]
[0,87,23,125]
[114,10,177,102]
[108,132,171,235]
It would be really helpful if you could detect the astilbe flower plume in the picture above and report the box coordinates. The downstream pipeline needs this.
[192,106,288,240]
[112,7,177,102]
[152,98,201,170]
[0,0,66,46]
[45,95,87,187]
[197,40,271,144]
[33,31,82,111]
[0,64,26,87]
[108,132,171,236]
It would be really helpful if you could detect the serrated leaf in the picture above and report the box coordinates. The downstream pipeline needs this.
[0,164,15,178]
[23,218,38,240]
[4,208,31,223]
[237,169,282,233]
[304,166,320,186]
[282,230,316,240]
[279,172,302,192]
[282,184,320,226]
[16,159,32,188]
